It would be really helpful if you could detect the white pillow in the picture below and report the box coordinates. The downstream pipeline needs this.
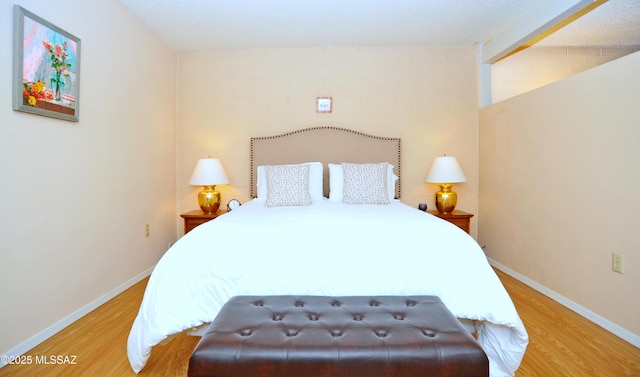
[264,164,312,207]
[257,162,323,202]
[342,162,390,205]
[329,163,398,202]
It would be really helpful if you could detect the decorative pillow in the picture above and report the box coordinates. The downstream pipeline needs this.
[342,162,390,205]
[257,162,323,202]
[264,164,312,207]
[329,163,398,202]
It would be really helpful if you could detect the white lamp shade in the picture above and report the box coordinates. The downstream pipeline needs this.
[425,156,467,183]
[189,158,230,186]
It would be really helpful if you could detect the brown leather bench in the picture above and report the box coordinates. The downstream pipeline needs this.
[188,295,488,377]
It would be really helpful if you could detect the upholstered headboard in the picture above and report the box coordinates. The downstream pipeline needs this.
[250,127,401,198]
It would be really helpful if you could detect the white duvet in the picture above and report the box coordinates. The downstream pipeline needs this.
[127,200,528,376]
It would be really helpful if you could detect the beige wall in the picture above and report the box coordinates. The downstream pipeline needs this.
[492,45,640,103]
[0,0,177,355]
[479,51,640,337]
[176,46,480,236]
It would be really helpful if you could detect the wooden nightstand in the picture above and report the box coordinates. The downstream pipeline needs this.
[428,210,474,234]
[180,210,226,234]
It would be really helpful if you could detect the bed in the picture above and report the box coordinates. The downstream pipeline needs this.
[127,127,528,377]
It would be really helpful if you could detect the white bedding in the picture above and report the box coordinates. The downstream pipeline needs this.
[127,200,528,376]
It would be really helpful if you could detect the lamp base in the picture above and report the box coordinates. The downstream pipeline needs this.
[198,185,221,213]
[435,183,457,213]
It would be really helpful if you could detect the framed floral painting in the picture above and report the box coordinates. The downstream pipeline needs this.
[13,6,81,122]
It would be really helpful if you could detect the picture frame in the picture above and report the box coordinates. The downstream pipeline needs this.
[316,97,332,113]
[13,5,81,122]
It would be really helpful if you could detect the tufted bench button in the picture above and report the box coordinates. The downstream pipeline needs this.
[393,312,405,320]
[330,329,342,337]
[272,314,283,321]
[308,313,319,321]
[374,329,388,338]
[422,329,437,337]
[330,300,341,307]
[239,329,253,337]
[353,313,364,321]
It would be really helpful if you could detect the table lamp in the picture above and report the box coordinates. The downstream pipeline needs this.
[189,157,229,213]
[425,155,466,213]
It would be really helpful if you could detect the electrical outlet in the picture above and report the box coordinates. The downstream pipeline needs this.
[145,224,150,237]
[612,253,624,274]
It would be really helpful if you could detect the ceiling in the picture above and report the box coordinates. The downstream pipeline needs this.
[117,0,640,52]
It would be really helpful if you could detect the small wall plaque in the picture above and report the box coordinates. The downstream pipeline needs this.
[316,97,332,113]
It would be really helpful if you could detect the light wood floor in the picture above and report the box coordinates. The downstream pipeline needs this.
[1,269,638,376]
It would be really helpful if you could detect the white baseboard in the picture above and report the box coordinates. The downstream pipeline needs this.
[1,267,153,367]
[489,258,640,348]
